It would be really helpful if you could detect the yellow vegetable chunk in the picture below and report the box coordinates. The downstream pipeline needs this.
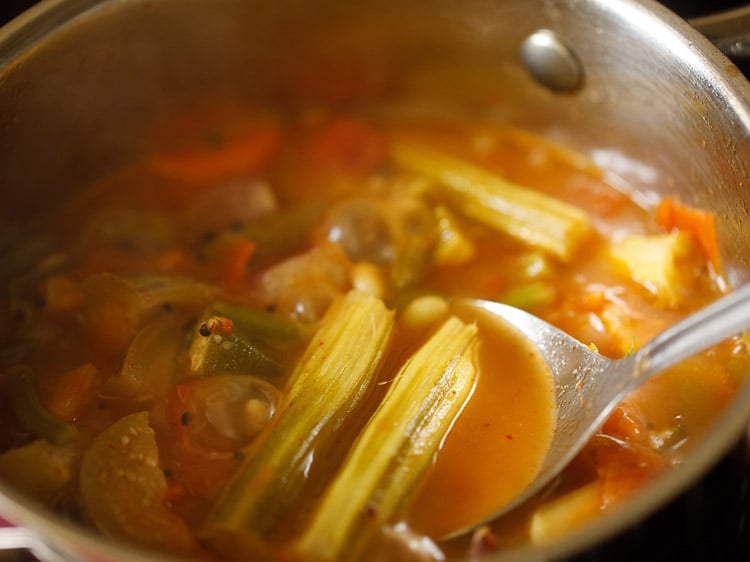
[0,440,77,504]
[530,482,601,544]
[295,316,478,561]
[79,412,197,554]
[391,139,591,261]
[609,232,702,308]
[201,290,395,553]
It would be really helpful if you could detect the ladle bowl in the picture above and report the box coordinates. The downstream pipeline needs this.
[454,282,750,534]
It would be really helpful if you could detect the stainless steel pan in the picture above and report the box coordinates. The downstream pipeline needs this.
[1,1,750,560]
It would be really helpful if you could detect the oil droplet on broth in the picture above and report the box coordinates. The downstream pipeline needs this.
[405,304,555,537]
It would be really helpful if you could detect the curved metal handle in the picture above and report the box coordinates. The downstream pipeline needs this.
[637,283,750,379]
[690,6,750,62]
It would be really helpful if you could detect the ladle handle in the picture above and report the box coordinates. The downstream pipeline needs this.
[636,283,750,379]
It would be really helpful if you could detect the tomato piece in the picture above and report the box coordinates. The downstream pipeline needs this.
[581,434,666,508]
[304,117,386,177]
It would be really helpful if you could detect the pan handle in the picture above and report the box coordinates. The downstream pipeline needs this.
[689,6,750,63]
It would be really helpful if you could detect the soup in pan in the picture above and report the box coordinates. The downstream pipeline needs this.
[0,103,747,561]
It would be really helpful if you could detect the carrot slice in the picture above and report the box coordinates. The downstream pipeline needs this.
[222,238,257,290]
[151,125,281,185]
[304,117,386,176]
[655,197,721,270]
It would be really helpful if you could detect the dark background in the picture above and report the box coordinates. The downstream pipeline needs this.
[1,0,749,25]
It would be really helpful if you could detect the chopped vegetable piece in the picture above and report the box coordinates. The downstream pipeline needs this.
[260,243,352,324]
[303,117,387,177]
[201,290,395,549]
[512,252,553,280]
[294,316,478,561]
[0,440,77,504]
[582,434,666,508]
[609,232,702,308]
[175,375,281,453]
[79,412,198,553]
[150,124,281,185]
[432,205,477,266]
[188,322,282,378]
[6,366,80,445]
[182,180,278,238]
[221,238,257,290]
[529,482,601,544]
[656,197,721,270]
[106,314,184,401]
[82,273,214,345]
[211,302,301,342]
[391,139,591,261]
[500,281,556,311]
[390,199,438,289]
[239,204,325,269]
[46,363,97,422]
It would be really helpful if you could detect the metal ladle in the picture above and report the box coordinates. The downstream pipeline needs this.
[454,282,750,533]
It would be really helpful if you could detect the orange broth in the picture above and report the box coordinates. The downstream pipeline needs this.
[0,104,747,562]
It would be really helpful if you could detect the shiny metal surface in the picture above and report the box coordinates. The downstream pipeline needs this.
[1,1,750,561]
[520,29,585,92]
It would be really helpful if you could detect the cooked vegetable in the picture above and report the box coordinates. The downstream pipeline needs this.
[0,440,77,504]
[656,197,721,270]
[6,366,80,445]
[432,204,477,266]
[175,375,281,453]
[45,363,97,422]
[238,204,325,269]
[389,198,438,289]
[0,106,744,562]
[294,316,478,561]
[211,302,301,342]
[220,238,258,289]
[188,321,282,378]
[201,290,395,547]
[609,232,702,308]
[529,483,600,544]
[150,124,281,185]
[500,281,556,311]
[105,314,184,401]
[391,139,591,261]
[79,412,198,553]
[82,273,213,345]
[259,243,352,324]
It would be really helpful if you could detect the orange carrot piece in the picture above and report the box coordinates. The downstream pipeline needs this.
[304,117,386,176]
[151,125,281,185]
[655,198,721,270]
[222,238,257,289]
[602,402,647,442]
[581,435,666,509]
